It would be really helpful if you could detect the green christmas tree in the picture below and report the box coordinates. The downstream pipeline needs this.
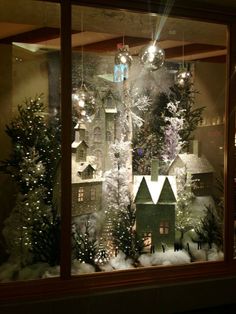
[0,96,61,266]
[195,204,223,250]
[112,203,144,263]
[72,219,98,267]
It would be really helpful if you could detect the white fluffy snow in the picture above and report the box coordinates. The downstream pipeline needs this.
[71,260,95,274]
[101,252,134,271]
[139,249,191,267]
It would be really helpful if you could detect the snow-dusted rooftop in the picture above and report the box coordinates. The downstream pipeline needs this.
[105,108,117,114]
[77,162,95,173]
[71,140,88,149]
[171,153,214,174]
[133,175,177,204]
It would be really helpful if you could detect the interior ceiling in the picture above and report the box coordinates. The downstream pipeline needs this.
[0,2,228,63]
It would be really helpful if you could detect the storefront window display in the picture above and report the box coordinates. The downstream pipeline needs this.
[0,0,233,285]
[70,5,227,274]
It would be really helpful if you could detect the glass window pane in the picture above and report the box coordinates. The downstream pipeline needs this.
[71,5,226,274]
[0,0,61,281]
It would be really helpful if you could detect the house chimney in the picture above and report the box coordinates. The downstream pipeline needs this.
[75,122,86,142]
[190,140,201,157]
[151,159,159,181]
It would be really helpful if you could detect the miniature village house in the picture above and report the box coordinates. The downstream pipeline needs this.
[168,140,214,196]
[71,123,103,219]
[134,160,177,251]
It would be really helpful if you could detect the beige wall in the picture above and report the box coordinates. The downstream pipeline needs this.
[12,47,49,111]
[194,61,226,177]
[195,61,226,124]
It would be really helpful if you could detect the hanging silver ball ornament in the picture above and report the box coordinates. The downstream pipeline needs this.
[115,45,133,67]
[72,84,96,121]
[176,69,191,86]
[139,44,165,71]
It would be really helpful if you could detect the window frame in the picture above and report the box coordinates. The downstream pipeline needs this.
[0,0,236,303]
[159,221,169,235]
[78,187,84,202]
[93,126,102,143]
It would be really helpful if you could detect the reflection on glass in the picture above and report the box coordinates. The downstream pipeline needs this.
[0,0,61,281]
[71,5,227,274]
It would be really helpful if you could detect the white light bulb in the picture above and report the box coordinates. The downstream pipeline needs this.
[78,99,85,108]
[120,55,127,64]
[148,53,155,62]
[148,45,156,54]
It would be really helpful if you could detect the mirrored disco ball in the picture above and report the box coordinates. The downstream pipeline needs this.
[139,44,165,71]
[176,69,191,86]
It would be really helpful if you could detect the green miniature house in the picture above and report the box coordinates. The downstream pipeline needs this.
[134,160,177,251]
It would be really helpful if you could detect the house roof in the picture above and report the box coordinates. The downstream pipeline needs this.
[75,122,86,130]
[105,108,117,114]
[71,140,89,149]
[77,162,96,173]
[133,175,177,204]
[171,153,214,174]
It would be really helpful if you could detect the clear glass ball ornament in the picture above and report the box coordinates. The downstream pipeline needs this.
[115,46,133,66]
[72,84,96,122]
[176,69,191,86]
[139,44,165,71]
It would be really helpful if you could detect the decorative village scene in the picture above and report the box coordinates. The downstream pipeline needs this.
[69,49,224,274]
[0,9,226,280]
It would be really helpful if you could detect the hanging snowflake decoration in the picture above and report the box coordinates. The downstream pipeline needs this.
[72,84,96,122]
[121,87,151,130]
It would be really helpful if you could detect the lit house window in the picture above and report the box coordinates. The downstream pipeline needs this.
[94,127,101,143]
[78,187,84,202]
[90,187,96,201]
[159,221,169,235]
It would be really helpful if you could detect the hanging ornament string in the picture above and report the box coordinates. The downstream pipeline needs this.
[176,31,191,86]
[139,16,165,72]
[81,11,84,87]
[114,35,133,67]
[72,10,96,122]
